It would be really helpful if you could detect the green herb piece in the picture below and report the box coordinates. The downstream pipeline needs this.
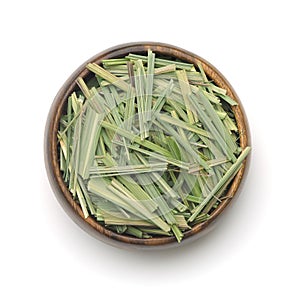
[134,62,147,139]
[100,120,169,155]
[176,70,196,124]
[171,224,184,243]
[157,113,211,138]
[75,183,89,218]
[117,176,158,212]
[145,49,155,122]
[186,195,202,204]
[218,93,238,106]
[109,179,170,232]
[188,146,251,222]
[126,53,194,70]
[76,77,91,98]
[127,61,135,87]
[123,85,136,134]
[69,110,83,195]
[189,93,237,162]
[114,141,190,170]
[140,228,173,236]
[102,58,128,67]
[153,119,210,171]
[77,106,102,179]
[154,64,176,75]
[195,88,238,153]
[87,63,129,92]
[90,163,167,177]
[125,226,145,238]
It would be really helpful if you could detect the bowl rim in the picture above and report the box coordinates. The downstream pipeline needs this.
[44,41,251,248]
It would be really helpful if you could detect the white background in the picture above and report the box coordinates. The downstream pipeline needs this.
[1,1,299,293]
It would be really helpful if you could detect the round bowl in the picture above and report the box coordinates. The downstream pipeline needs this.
[44,42,251,249]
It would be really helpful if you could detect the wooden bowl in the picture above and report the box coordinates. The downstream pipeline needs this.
[44,42,250,249]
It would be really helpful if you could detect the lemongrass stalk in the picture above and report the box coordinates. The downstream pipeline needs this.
[76,77,91,98]
[88,178,147,216]
[70,110,83,195]
[157,113,211,138]
[134,173,177,225]
[165,99,189,122]
[196,88,238,153]
[75,183,89,218]
[217,93,238,106]
[113,140,190,170]
[189,93,237,162]
[188,146,251,222]
[210,84,227,95]
[126,53,194,70]
[78,106,102,179]
[90,163,167,174]
[134,65,147,139]
[145,49,155,122]
[153,119,210,171]
[117,176,158,212]
[64,95,73,180]
[152,79,174,116]
[108,180,170,232]
[186,195,202,204]
[176,69,196,124]
[86,63,129,92]
[154,64,176,75]
[169,198,188,213]
[140,228,173,236]
[171,224,184,243]
[77,176,96,215]
[102,58,128,66]
[127,61,135,87]
[100,120,172,157]
[125,227,145,238]
[150,172,179,199]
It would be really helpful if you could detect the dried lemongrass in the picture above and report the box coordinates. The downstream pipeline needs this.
[57,51,250,243]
